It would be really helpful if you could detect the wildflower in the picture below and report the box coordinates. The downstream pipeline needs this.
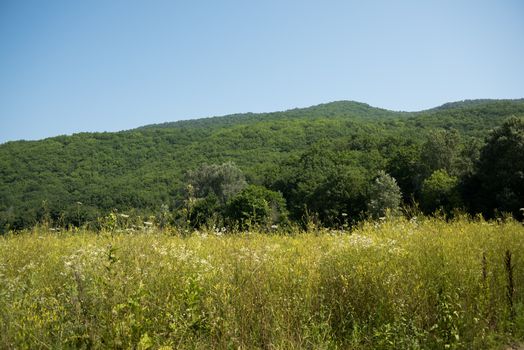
[347,234,374,249]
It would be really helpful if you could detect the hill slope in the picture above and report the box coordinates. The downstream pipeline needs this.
[1,99,523,230]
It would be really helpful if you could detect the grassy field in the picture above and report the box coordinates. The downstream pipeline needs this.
[0,217,523,349]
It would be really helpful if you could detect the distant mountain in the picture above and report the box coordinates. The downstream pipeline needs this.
[137,100,408,131]
[1,99,523,230]
[426,98,524,111]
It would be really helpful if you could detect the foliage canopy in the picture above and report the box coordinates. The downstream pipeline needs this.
[0,99,523,231]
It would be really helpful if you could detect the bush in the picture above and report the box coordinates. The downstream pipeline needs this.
[226,185,287,229]
[367,171,402,219]
[188,194,221,229]
[421,170,461,214]
[187,162,247,205]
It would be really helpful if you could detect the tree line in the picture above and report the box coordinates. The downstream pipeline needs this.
[0,100,522,232]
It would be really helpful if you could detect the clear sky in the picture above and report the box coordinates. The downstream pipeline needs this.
[1,0,523,143]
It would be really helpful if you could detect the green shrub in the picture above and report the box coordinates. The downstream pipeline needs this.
[421,170,461,214]
[226,185,287,229]
[367,171,402,219]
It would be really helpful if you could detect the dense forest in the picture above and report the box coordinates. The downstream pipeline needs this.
[1,99,523,232]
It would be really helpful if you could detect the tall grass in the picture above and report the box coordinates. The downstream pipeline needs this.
[0,217,523,349]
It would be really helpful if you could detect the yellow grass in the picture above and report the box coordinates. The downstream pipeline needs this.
[0,217,523,349]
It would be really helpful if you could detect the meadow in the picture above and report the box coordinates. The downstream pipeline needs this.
[1,217,523,349]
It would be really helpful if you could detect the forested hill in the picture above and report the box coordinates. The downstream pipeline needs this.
[137,101,408,131]
[1,99,523,231]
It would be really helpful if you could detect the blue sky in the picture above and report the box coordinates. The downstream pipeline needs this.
[1,0,523,143]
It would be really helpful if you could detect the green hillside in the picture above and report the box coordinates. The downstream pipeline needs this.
[1,99,523,231]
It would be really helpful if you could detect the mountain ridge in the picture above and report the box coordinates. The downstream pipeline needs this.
[136,98,524,131]
[3,99,522,145]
